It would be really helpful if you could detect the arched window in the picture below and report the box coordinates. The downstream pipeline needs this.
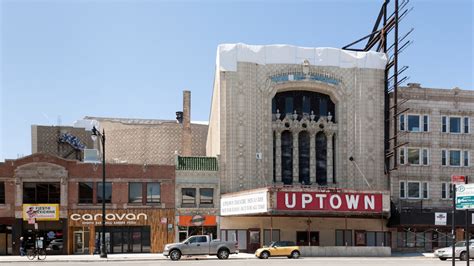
[272,91,335,121]
[298,131,310,184]
[281,130,293,185]
[316,132,327,185]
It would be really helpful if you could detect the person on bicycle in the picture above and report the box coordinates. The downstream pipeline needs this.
[19,236,26,256]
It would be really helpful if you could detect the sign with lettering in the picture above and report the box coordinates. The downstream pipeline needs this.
[69,212,148,225]
[276,191,383,213]
[221,191,268,216]
[23,204,59,221]
[435,212,447,226]
[456,184,474,210]
[451,175,466,184]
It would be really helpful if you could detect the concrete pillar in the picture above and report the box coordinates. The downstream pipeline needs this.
[182,90,192,156]
[326,131,334,184]
[293,131,299,184]
[310,131,316,185]
[275,131,282,183]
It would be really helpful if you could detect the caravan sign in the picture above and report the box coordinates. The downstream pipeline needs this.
[456,184,474,210]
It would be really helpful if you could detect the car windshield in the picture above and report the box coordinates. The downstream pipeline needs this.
[455,242,467,247]
[269,242,277,247]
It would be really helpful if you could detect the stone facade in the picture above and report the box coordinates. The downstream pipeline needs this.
[207,61,387,194]
[31,125,94,160]
[86,117,208,165]
[390,84,474,210]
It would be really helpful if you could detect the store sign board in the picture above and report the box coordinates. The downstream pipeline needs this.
[179,215,217,226]
[23,204,59,221]
[69,212,148,225]
[276,191,383,212]
[435,212,447,226]
[456,184,474,210]
[221,191,268,216]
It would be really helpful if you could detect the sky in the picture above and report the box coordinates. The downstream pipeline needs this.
[0,0,473,161]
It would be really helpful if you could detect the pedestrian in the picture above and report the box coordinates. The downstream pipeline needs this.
[19,236,26,256]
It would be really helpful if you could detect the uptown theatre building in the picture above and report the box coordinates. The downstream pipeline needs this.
[207,43,393,253]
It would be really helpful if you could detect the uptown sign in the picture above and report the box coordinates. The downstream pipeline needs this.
[70,212,148,225]
[276,191,383,212]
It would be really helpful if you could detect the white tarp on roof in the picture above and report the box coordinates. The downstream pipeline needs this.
[216,43,388,71]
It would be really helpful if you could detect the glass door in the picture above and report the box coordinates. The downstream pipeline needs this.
[73,229,90,254]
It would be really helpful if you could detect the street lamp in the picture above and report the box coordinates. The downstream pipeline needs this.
[91,126,107,259]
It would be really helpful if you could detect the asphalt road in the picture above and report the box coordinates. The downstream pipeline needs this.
[6,257,451,266]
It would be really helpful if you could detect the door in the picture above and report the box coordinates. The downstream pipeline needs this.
[247,229,261,253]
[194,236,209,255]
[179,231,188,242]
[73,232,84,254]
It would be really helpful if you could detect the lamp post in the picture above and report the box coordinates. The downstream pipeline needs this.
[91,126,107,259]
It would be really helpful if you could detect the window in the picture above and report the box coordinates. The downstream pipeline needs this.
[407,115,420,132]
[399,114,405,131]
[450,117,461,133]
[407,182,420,199]
[199,188,214,205]
[423,115,429,132]
[422,149,429,165]
[335,230,352,246]
[442,116,447,132]
[442,150,447,166]
[297,231,319,246]
[366,231,391,247]
[407,148,420,165]
[146,183,160,203]
[97,182,112,203]
[400,181,406,198]
[464,151,470,166]
[182,188,196,206]
[129,182,143,203]
[422,182,429,199]
[465,117,470,133]
[442,183,454,199]
[0,182,4,204]
[405,148,429,165]
[23,183,60,203]
[399,148,405,165]
[449,150,461,166]
[78,182,93,204]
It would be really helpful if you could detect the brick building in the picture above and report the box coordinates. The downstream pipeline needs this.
[0,153,175,255]
[389,84,474,251]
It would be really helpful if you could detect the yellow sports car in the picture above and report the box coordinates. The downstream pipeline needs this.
[255,241,301,259]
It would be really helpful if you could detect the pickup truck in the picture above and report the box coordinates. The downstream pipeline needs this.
[163,235,239,261]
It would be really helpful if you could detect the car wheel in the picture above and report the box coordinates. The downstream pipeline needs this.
[217,248,230,260]
[260,251,270,259]
[439,258,447,261]
[460,251,467,261]
[170,250,182,261]
[291,250,300,259]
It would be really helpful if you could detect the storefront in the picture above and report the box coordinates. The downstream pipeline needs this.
[0,218,14,255]
[13,204,66,255]
[177,215,217,242]
[68,209,175,254]
[220,188,391,253]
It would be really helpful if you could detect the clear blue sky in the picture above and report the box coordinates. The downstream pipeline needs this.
[1,0,472,161]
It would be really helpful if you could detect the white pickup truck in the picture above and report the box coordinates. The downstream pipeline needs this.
[163,235,239,261]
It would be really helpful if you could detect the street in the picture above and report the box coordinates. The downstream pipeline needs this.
[5,257,450,266]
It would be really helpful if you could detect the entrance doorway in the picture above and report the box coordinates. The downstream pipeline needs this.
[73,228,90,254]
[247,229,260,253]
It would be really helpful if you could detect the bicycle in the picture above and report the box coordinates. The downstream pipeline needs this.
[26,248,46,260]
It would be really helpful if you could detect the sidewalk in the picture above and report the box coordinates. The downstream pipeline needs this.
[0,252,257,263]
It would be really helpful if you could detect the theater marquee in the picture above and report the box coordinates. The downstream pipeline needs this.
[276,191,384,213]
